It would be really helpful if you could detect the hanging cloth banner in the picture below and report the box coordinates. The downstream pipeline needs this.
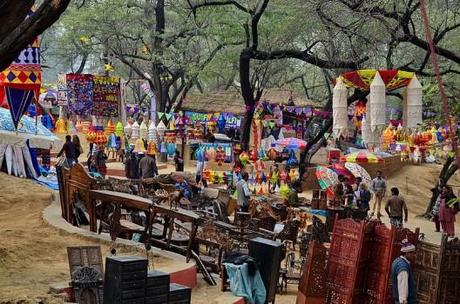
[92,75,120,117]
[4,87,35,129]
[66,73,94,117]
[57,74,68,106]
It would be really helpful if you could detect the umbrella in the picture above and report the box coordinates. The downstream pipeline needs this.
[341,150,384,164]
[275,138,307,149]
[315,165,338,197]
[344,162,372,185]
[331,163,355,185]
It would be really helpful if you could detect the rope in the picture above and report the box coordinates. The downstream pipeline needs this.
[419,0,458,163]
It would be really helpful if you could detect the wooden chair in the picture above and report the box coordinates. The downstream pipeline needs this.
[280,252,305,293]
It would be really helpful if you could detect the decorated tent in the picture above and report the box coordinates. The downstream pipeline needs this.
[0,107,61,178]
[0,9,41,129]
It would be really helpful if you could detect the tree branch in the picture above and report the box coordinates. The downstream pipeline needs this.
[188,0,251,15]
[0,0,71,71]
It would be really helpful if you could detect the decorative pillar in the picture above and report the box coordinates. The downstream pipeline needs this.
[405,75,423,128]
[370,71,386,132]
[332,78,349,137]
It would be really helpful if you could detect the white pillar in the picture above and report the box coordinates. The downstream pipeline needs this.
[370,71,386,132]
[332,78,349,137]
[405,75,423,128]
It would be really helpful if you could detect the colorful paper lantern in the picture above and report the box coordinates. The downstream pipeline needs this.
[134,138,145,153]
[140,121,148,139]
[106,119,115,135]
[115,121,124,137]
[147,141,157,155]
[124,122,132,138]
[131,121,139,139]
[55,118,67,134]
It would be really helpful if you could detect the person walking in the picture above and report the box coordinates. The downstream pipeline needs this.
[195,157,207,187]
[356,183,371,212]
[138,150,159,179]
[72,135,83,163]
[174,150,184,172]
[385,187,408,228]
[57,135,76,167]
[95,145,108,177]
[236,172,251,212]
[439,185,458,237]
[391,239,417,304]
[371,170,387,218]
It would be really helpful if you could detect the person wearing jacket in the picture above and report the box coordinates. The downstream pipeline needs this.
[391,239,417,304]
[438,185,458,237]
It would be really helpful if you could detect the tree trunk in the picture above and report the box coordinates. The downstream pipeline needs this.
[0,0,71,71]
[239,49,257,151]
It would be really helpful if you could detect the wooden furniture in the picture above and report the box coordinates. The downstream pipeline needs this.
[149,205,203,262]
[89,190,154,244]
[57,164,97,225]
[280,252,305,293]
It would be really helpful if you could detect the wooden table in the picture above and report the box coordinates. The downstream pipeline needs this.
[89,190,154,244]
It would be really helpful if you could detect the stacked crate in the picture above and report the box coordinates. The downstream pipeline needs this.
[145,271,170,304]
[103,256,148,304]
[104,256,191,304]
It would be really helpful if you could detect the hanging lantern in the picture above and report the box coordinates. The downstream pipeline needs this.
[268,146,277,160]
[115,121,124,137]
[107,134,117,149]
[217,114,226,133]
[81,121,90,134]
[207,146,216,161]
[157,120,167,135]
[131,121,140,139]
[106,119,115,135]
[239,151,250,165]
[55,118,67,134]
[124,122,132,138]
[67,120,76,134]
[134,138,146,153]
[216,145,225,166]
[148,121,158,142]
[140,121,148,140]
[76,120,83,132]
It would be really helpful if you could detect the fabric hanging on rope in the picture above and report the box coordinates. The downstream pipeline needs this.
[4,87,35,129]
[92,75,120,117]
[339,69,414,91]
[66,73,93,117]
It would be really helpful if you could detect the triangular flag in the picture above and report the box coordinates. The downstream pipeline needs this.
[157,112,164,119]
[5,87,35,129]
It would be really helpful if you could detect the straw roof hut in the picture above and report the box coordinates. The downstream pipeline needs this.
[183,88,321,114]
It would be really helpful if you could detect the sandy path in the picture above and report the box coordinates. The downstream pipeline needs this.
[0,162,457,303]
[0,173,170,303]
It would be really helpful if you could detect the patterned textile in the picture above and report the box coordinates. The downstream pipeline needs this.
[339,69,414,91]
[92,76,120,117]
[66,74,93,117]
[390,216,403,228]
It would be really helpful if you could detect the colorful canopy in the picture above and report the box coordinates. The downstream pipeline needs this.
[315,166,339,197]
[341,150,384,164]
[338,69,414,91]
[331,163,355,184]
[344,162,372,185]
[0,8,41,129]
[274,138,307,149]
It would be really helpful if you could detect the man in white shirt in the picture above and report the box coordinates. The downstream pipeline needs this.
[236,172,251,212]
[391,239,417,304]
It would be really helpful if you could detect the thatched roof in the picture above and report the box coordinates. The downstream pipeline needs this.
[183,89,321,114]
